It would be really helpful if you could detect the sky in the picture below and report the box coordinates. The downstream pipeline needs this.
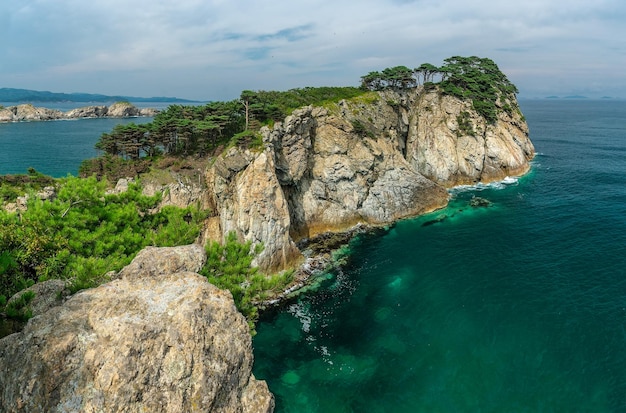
[1,0,625,101]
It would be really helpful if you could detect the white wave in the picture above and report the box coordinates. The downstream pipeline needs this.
[449,176,519,194]
[288,303,312,333]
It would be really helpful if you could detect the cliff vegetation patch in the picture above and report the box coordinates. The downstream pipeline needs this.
[0,176,207,308]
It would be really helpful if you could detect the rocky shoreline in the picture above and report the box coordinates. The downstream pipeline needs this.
[0,102,158,122]
[0,85,535,412]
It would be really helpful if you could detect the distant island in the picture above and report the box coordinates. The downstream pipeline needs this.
[545,95,589,99]
[0,88,197,103]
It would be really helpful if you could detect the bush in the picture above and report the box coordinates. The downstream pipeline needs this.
[0,176,208,299]
[5,290,35,321]
[456,111,475,137]
[200,232,294,333]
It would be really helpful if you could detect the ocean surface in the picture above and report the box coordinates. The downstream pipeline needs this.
[0,101,176,177]
[252,100,626,412]
[1,100,625,411]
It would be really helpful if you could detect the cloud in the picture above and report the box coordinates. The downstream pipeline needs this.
[1,0,625,100]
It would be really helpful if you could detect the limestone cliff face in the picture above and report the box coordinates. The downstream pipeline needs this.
[206,148,302,270]
[0,245,274,413]
[204,88,534,272]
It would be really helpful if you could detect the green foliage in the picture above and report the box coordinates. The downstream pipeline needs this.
[200,232,294,333]
[0,184,21,203]
[232,130,263,150]
[456,111,475,137]
[361,66,417,90]
[0,172,55,202]
[360,56,519,124]
[0,176,207,299]
[438,56,518,124]
[5,290,35,321]
[90,87,365,170]
[350,119,374,138]
[78,154,152,180]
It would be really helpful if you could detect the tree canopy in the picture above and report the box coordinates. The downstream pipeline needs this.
[91,56,518,167]
[91,87,364,165]
[360,56,519,123]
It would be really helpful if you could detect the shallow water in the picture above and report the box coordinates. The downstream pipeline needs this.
[253,100,626,412]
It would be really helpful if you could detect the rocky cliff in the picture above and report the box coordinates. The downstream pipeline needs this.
[205,88,534,271]
[0,102,158,122]
[0,244,274,413]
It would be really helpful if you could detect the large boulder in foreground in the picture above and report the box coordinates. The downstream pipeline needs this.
[0,245,274,413]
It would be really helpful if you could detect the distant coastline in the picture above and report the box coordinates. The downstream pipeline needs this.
[0,102,158,123]
[0,87,197,104]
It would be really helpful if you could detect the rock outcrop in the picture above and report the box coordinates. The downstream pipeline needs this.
[204,88,534,271]
[405,90,534,186]
[0,103,158,122]
[0,244,274,413]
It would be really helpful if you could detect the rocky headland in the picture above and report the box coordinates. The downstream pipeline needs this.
[0,101,158,122]
[0,84,534,412]
[205,88,534,273]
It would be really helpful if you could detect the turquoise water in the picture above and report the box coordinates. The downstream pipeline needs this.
[2,100,625,411]
[0,117,153,177]
[253,100,626,412]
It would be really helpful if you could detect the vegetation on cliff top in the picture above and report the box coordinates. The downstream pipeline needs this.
[82,55,518,180]
[1,55,521,329]
[0,176,207,302]
[0,175,293,332]
[360,56,518,123]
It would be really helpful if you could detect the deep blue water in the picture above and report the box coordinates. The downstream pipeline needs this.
[253,100,626,412]
[0,101,182,177]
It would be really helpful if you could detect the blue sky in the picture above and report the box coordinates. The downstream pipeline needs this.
[2,0,625,101]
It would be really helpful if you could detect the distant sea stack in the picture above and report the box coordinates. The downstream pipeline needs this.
[0,102,158,122]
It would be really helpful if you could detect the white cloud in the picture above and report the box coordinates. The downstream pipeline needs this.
[2,0,626,100]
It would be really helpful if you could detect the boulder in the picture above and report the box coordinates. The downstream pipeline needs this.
[115,243,207,280]
[64,105,108,118]
[0,245,274,413]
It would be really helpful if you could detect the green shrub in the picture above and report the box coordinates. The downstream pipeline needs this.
[5,290,35,321]
[200,232,293,333]
[0,176,208,299]
[456,111,475,137]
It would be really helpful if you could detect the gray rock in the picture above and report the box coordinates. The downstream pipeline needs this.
[116,243,207,280]
[205,87,534,272]
[0,245,273,413]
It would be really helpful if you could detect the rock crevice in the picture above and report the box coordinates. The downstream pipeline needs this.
[204,88,534,271]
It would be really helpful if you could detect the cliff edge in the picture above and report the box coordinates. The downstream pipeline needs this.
[204,88,534,271]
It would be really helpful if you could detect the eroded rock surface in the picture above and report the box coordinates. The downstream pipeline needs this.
[204,88,533,271]
[0,245,274,413]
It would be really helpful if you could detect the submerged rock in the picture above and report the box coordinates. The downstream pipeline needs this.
[469,196,493,208]
[0,245,274,413]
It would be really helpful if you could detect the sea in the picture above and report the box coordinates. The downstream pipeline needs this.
[252,100,626,412]
[1,99,626,412]
[0,101,173,177]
